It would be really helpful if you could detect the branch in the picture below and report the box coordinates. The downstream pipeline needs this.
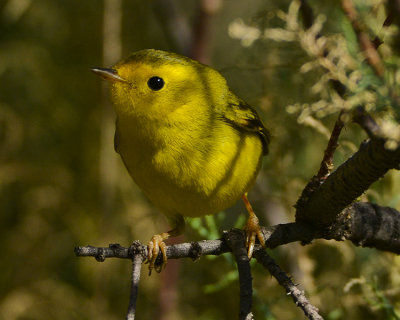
[329,202,400,253]
[126,241,145,320]
[316,112,345,179]
[295,136,400,227]
[253,248,323,320]
[74,240,229,261]
[75,202,400,261]
[295,112,345,217]
[75,202,400,318]
[296,1,400,230]
[264,203,400,253]
[225,229,254,320]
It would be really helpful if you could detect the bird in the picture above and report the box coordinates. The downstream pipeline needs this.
[92,49,270,274]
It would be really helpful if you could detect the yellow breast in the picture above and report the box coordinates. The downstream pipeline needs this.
[116,112,263,218]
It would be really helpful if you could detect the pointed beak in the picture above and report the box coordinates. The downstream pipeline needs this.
[91,68,127,83]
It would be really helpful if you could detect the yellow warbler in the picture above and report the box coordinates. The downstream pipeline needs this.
[92,49,270,274]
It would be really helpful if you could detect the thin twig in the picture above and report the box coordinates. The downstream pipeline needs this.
[126,241,145,320]
[341,0,385,76]
[253,248,323,320]
[225,229,254,320]
[316,111,345,180]
[295,112,345,216]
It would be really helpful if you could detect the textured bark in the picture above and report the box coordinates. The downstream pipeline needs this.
[75,201,400,261]
[254,249,323,320]
[330,202,400,253]
[225,229,254,320]
[295,138,400,227]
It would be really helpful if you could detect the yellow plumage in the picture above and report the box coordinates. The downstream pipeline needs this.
[92,49,269,274]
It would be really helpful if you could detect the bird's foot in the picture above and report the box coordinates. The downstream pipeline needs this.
[146,234,168,275]
[242,193,265,259]
[244,212,265,259]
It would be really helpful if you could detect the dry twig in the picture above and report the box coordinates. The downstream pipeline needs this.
[253,248,323,320]
[126,241,145,320]
[225,229,254,320]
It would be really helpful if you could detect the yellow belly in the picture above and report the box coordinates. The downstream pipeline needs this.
[116,117,263,219]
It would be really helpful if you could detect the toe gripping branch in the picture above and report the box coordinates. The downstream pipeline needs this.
[242,193,266,258]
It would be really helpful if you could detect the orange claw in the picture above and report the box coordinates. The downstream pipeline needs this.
[146,233,168,275]
[242,193,265,259]
[145,218,185,275]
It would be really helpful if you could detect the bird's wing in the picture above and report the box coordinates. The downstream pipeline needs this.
[218,91,270,155]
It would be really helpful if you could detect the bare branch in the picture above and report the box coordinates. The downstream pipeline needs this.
[316,112,345,180]
[75,239,230,261]
[253,248,323,320]
[295,1,400,232]
[295,136,400,227]
[295,112,345,217]
[126,241,146,320]
[75,243,131,260]
[329,202,400,253]
[75,203,400,318]
[75,202,400,262]
[225,229,254,320]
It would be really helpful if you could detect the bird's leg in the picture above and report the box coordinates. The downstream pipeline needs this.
[147,232,169,275]
[242,193,265,259]
[146,215,184,275]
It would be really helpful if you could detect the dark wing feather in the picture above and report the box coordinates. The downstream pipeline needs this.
[217,91,270,155]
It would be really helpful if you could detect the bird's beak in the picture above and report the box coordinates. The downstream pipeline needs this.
[91,68,127,83]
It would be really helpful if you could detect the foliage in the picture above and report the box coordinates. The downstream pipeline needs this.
[0,0,399,319]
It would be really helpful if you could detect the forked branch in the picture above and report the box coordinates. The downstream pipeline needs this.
[76,201,400,319]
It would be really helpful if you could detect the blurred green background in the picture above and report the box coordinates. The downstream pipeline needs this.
[1,0,400,319]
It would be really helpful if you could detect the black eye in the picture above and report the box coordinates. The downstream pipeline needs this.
[147,76,165,91]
